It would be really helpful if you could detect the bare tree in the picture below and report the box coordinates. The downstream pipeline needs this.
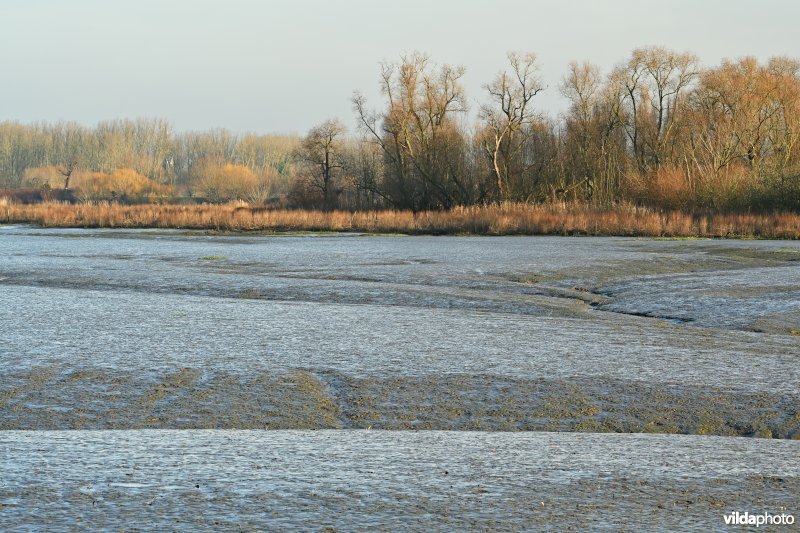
[480,52,544,201]
[296,119,347,209]
[614,47,699,171]
[685,56,800,205]
[59,159,78,190]
[354,52,469,210]
[560,61,629,202]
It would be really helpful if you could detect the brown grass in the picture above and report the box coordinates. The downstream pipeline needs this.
[2,201,800,239]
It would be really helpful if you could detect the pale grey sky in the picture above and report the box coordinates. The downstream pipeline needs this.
[2,0,799,134]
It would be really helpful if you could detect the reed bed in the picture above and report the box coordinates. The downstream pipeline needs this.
[2,201,800,239]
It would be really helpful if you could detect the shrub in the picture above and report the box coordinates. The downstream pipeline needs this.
[189,158,267,203]
[72,168,173,202]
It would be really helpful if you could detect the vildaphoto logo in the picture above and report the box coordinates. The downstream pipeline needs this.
[723,511,795,527]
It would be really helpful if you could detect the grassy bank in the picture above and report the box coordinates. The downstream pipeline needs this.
[2,201,800,238]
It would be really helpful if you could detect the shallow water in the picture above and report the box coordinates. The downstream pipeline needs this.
[1,226,799,527]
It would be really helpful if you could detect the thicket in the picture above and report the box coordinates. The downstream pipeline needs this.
[1,47,799,211]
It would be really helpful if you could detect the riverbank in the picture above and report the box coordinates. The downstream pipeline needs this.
[3,201,800,238]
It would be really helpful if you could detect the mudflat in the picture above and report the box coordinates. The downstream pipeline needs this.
[1,226,798,529]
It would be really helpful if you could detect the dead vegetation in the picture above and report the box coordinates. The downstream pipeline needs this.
[3,201,800,238]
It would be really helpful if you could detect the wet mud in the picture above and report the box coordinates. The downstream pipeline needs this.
[2,368,798,437]
[1,431,798,531]
[1,226,799,528]
[2,227,800,434]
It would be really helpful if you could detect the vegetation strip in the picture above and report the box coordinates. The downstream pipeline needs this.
[3,201,800,238]
[2,369,798,437]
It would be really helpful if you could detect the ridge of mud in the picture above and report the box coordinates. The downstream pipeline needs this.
[2,367,798,438]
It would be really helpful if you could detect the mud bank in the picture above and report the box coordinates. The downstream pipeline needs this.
[2,368,798,438]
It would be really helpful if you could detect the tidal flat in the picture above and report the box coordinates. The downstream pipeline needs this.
[1,226,798,529]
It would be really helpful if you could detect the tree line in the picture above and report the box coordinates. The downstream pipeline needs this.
[2,46,799,211]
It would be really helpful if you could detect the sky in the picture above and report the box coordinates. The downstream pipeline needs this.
[2,0,799,134]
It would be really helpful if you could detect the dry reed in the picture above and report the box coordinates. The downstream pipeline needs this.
[2,201,800,239]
